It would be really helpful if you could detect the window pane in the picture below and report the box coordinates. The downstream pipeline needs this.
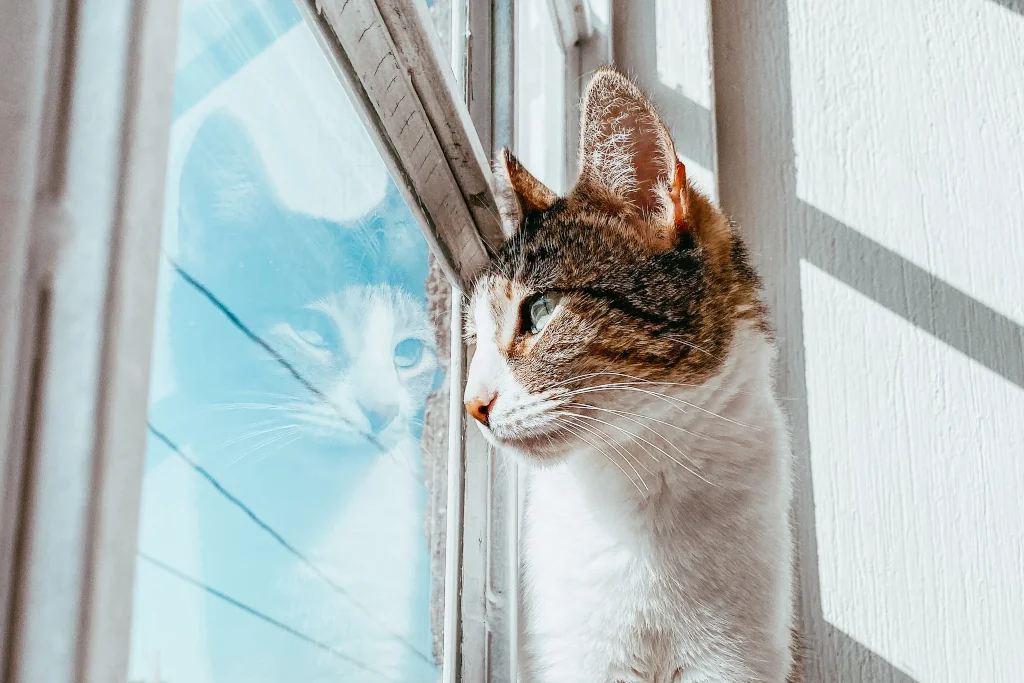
[128,2,450,680]
[516,0,567,192]
[425,0,453,59]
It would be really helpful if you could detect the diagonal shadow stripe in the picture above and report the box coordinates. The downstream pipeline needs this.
[988,0,1024,15]
[800,202,1024,391]
[651,84,717,171]
[651,93,1024,391]
[828,626,920,683]
[706,1,1020,679]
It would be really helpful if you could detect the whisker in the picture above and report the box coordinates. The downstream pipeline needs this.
[556,419,644,495]
[558,413,652,489]
[558,409,715,487]
[549,371,758,400]
[386,447,427,483]
[556,383,758,430]
[229,390,309,402]
[214,422,296,450]
[564,403,706,454]
[564,412,658,480]
[664,336,725,362]
[208,403,312,415]
[228,427,300,466]
[253,433,303,464]
[563,403,719,488]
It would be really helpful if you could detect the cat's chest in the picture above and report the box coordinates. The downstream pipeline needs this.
[521,467,700,683]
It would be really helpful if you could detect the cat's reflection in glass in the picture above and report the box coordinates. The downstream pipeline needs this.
[145,109,440,681]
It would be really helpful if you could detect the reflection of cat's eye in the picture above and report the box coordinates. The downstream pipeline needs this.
[522,292,562,335]
[293,309,339,352]
[298,330,326,347]
[394,338,425,369]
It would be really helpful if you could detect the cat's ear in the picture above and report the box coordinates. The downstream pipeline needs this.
[577,68,690,252]
[179,112,275,230]
[493,148,557,234]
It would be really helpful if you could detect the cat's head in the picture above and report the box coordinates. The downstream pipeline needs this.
[168,112,436,452]
[463,68,768,461]
[271,284,440,450]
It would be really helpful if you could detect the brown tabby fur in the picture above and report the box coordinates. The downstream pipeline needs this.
[471,69,770,418]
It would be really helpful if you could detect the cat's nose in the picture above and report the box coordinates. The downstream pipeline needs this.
[465,393,497,427]
[360,402,398,434]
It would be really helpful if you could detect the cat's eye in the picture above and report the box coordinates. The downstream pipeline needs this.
[293,309,339,351]
[394,337,426,369]
[522,291,562,335]
[297,329,326,347]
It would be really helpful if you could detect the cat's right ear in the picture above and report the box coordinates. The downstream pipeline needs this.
[493,148,557,234]
[179,112,275,228]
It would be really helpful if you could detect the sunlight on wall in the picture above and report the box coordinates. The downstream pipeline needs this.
[789,0,1024,327]
[655,0,712,110]
[801,260,1024,682]
[649,0,717,202]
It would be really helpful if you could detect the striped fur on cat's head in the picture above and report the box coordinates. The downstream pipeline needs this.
[463,68,769,459]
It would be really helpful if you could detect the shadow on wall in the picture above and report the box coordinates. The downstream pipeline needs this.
[990,0,1024,15]
[827,625,919,683]
[615,0,1024,682]
[709,0,1024,681]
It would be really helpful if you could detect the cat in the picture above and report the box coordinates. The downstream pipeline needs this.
[463,68,798,682]
[148,110,439,681]
[162,110,432,458]
[269,284,440,452]
[274,284,441,682]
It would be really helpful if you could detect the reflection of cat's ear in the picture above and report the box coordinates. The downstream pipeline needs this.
[577,68,691,253]
[493,148,557,234]
[178,112,275,230]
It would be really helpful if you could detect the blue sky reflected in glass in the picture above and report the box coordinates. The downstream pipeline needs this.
[128,2,441,681]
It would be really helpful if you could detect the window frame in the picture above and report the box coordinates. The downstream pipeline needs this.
[0,1,180,681]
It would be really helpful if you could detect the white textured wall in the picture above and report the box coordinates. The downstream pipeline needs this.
[711,1,1024,681]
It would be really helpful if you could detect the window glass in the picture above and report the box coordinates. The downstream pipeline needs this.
[516,0,567,193]
[425,0,453,59]
[128,1,449,680]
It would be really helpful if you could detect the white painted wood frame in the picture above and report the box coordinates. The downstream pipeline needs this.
[0,1,180,682]
[295,0,502,291]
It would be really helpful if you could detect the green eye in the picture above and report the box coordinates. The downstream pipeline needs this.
[523,292,562,335]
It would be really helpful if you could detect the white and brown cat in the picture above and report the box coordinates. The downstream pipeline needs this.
[464,68,799,683]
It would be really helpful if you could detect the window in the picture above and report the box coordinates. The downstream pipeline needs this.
[127,2,448,680]
[0,1,588,682]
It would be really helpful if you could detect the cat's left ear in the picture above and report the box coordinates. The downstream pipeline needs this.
[493,148,557,234]
[577,68,691,252]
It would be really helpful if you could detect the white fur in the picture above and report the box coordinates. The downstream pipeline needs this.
[286,436,433,680]
[466,300,794,683]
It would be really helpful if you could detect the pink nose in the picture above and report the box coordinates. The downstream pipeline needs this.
[465,393,497,427]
